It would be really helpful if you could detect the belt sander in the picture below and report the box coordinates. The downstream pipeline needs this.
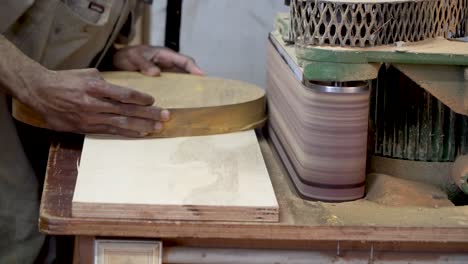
[268,0,468,201]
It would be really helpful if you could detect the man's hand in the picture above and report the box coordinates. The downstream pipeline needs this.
[1,36,171,137]
[113,45,204,76]
[20,68,170,137]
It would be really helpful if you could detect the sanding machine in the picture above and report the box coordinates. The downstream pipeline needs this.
[268,0,468,202]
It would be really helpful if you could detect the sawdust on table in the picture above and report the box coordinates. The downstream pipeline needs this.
[365,173,453,208]
[261,138,468,228]
[316,174,465,227]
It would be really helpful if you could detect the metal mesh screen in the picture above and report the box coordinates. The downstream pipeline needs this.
[291,0,467,47]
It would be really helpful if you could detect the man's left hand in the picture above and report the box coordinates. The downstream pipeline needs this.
[113,45,204,76]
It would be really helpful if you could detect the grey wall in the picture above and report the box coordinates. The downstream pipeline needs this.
[149,0,167,46]
[150,0,288,88]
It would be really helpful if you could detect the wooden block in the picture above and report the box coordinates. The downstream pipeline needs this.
[72,130,279,222]
[95,240,162,264]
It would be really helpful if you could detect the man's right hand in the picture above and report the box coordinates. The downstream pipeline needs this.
[20,68,170,137]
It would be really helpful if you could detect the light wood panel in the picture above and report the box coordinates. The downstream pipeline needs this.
[72,130,279,222]
[12,72,266,137]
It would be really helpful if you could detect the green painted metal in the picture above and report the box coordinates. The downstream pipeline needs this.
[296,47,468,66]
[302,61,380,82]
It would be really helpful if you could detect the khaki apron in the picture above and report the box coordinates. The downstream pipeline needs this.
[0,0,138,262]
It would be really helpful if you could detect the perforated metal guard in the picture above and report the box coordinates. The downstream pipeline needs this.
[291,0,467,47]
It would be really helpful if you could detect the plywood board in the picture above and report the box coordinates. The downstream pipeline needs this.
[72,130,279,222]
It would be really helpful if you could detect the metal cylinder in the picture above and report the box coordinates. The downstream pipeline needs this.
[267,47,370,201]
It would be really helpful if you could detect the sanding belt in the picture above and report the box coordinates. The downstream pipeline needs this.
[12,72,267,138]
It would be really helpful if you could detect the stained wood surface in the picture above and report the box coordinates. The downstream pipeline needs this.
[12,72,266,137]
[72,130,278,222]
[40,132,468,243]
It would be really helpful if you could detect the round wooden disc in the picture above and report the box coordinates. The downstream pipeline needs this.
[12,72,266,137]
[102,72,265,108]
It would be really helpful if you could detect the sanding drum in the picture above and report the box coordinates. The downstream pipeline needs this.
[267,46,370,201]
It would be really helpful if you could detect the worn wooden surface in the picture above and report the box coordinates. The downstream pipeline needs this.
[39,132,468,243]
[13,72,266,137]
[72,130,278,222]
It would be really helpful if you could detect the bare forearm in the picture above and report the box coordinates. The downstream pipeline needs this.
[0,35,168,137]
[0,34,48,101]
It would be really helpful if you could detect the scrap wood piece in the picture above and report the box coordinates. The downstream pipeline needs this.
[366,173,454,208]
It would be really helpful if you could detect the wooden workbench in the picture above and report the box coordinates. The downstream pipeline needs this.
[39,132,468,262]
